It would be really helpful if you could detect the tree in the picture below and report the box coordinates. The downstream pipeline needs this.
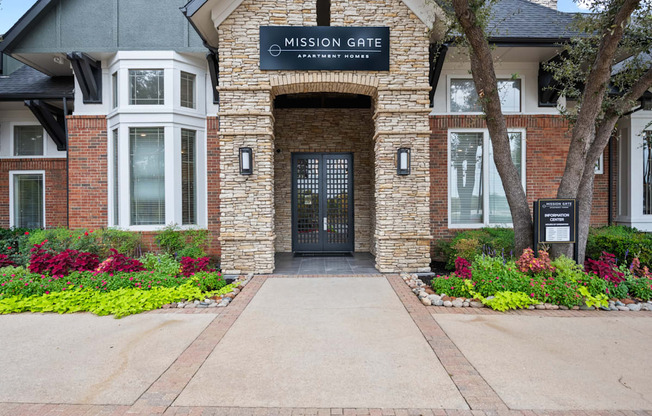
[437,0,652,261]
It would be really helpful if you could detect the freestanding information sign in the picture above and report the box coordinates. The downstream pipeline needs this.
[533,198,578,261]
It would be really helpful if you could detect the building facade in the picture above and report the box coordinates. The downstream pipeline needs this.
[0,0,650,274]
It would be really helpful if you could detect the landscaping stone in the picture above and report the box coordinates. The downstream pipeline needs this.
[428,294,441,303]
[452,299,464,308]
[443,301,453,307]
[617,306,630,311]
[528,306,535,310]
[580,305,595,310]
[462,301,470,307]
[535,304,546,310]
[623,299,636,305]
[615,301,625,307]
[559,305,569,310]
[433,299,444,306]
[628,303,642,311]
[470,301,484,308]
[421,297,432,306]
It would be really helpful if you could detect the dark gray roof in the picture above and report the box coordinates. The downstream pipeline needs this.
[487,0,581,41]
[0,65,73,100]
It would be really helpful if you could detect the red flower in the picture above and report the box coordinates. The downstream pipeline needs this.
[24,231,29,235]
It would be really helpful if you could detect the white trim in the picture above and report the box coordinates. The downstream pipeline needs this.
[594,153,604,175]
[446,75,524,115]
[9,170,46,228]
[447,128,527,229]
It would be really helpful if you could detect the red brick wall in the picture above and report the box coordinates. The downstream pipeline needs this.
[0,158,68,228]
[207,117,221,257]
[430,114,613,253]
[67,115,108,229]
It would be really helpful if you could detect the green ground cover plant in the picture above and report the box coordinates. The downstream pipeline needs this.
[0,282,238,318]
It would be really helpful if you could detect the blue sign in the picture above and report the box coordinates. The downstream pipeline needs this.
[260,26,390,71]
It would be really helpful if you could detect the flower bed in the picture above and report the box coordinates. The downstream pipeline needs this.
[406,249,652,312]
[0,236,244,318]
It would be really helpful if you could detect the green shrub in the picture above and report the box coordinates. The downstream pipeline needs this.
[156,225,208,258]
[626,275,652,301]
[439,228,515,270]
[26,228,142,258]
[431,275,471,298]
[139,253,181,275]
[586,226,652,267]
[0,228,35,267]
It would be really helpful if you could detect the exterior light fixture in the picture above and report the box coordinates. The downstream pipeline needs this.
[397,148,411,175]
[239,147,253,175]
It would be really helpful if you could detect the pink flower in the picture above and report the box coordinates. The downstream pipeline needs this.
[530,293,535,297]
[45,291,50,294]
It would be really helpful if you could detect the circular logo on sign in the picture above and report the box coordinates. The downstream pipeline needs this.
[268,44,282,57]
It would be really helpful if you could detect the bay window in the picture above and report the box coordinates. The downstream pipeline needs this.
[181,129,197,225]
[129,69,164,105]
[180,71,196,109]
[130,127,165,225]
[450,78,521,113]
[449,130,525,227]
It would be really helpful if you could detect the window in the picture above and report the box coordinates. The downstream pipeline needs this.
[181,129,197,225]
[12,173,44,228]
[644,131,652,215]
[130,127,165,225]
[449,130,525,226]
[450,79,521,113]
[112,129,119,225]
[317,0,331,26]
[14,126,44,156]
[129,69,164,105]
[180,71,196,109]
[112,72,118,109]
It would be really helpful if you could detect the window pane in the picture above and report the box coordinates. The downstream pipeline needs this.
[644,131,652,215]
[180,72,195,109]
[450,79,482,112]
[450,132,484,224]
[129,70,164,105]
[450,79,521,113]
[130,127,165,225]
[14,174,43,228]
[14,126,44,156]
[112,72,118,109]
[181,129,196,225]
[488,132,523,224]
[113,129,119,225]
[497,80,521,112]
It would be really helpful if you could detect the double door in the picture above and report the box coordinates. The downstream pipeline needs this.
[292,153,354,253]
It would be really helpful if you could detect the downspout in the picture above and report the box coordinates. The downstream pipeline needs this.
[608,136,613,226]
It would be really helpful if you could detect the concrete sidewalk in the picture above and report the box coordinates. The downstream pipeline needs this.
[0,275,651,416]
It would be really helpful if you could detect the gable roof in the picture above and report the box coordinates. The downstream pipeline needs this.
[0,65,73,101]
[487,0,580,42]
[0,0,56,54]
[181,0,445,48]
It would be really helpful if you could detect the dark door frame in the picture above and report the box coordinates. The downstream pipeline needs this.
[291,152,354,254]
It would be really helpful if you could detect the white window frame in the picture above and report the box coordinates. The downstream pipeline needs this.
[128,69,165,106]
[595,153,604,174]
[180,71,196,109]
[447,75,524,115]
[447,128,527,228]
[10,123,47,158]
[9,170,46,228]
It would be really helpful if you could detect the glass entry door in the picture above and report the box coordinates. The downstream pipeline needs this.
[292,153,354,253]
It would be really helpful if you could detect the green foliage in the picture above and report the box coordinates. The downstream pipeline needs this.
[586,226,652,268]
[578,286,609,309]
[626,274,652,301]
[0,269,226,299]
[482,291,539,312]
[0,228,35,267]
[26,228,142,258]
[0,282,238,319]
[156,225,208,258]
[468,255,524,297]
[431,275,471,298]
[139,253,181,275]
[439,228,515,270]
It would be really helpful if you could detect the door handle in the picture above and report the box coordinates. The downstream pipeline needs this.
[323,217,327,231]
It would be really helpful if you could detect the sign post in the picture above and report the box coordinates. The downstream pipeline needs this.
[260,26,390,71]
[533,198,578,262]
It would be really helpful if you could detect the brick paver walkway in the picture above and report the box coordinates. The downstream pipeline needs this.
[1,274,651,416]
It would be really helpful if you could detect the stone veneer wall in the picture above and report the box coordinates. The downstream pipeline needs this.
[429,114,614,257]
[217,0,433,273]
[273,108,374,253]
[0,159,68,228]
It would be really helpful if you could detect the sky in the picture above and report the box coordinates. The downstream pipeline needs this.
[0,0,588,35]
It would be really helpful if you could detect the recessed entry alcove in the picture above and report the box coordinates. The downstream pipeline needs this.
[272,92,376,273]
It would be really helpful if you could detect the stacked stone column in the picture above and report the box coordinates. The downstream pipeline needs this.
[217,87,276,275]
[373,87,433,273]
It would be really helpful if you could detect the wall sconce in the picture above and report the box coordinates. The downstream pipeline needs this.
[397,148,411,175]
[239,147,253,175]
